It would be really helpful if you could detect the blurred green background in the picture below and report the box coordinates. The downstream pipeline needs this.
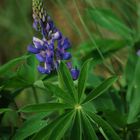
[0,0,140,93]
[0,0,139,65]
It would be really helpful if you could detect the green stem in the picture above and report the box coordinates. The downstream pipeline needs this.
[32,86,39,104]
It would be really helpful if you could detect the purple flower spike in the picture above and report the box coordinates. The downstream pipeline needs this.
[71,68,80,80]
[28,0,79,80]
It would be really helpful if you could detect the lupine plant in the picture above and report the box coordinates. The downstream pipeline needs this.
[28,0,79,80]
[14,0,119,139]
[0,0,140,140]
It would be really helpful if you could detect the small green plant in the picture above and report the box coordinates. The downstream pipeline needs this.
[14,59,119,140]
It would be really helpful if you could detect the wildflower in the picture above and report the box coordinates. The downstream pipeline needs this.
[28,0,79,80]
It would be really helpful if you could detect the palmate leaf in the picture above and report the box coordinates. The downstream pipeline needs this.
[44,82,74,105]
[15,58,119,140]
[32,111,74,140]
[78,58,93,102]
[82,76,118,104]
[0,55,30,76]
[87,111,121,140]
[58,62,77,102]
[20,103,72,113]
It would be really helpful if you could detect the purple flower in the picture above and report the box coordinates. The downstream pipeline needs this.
[33,37,45,50]
[37,65,51,74]
[71,68,80,80]
[28,0,79,80]
[33,20,40,31]
[28,45,40,54]
[52,30,62,40]
[67,62,72,69]
[36,54,46,62]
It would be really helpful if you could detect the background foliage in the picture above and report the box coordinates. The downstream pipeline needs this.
[0,0,140,139]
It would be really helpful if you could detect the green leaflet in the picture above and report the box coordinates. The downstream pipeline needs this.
[87,111,121,140]
[58,62,77,102]
[82,76,118,104]
[70,111,82,140]
[82,111,98,140]
[44,82,75,105]
[20,103,72,113]
[47,111,74,140]
[78,58,93,102]
[0,55,30,76]
[12,113,48,140]
[32,111,74,140]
